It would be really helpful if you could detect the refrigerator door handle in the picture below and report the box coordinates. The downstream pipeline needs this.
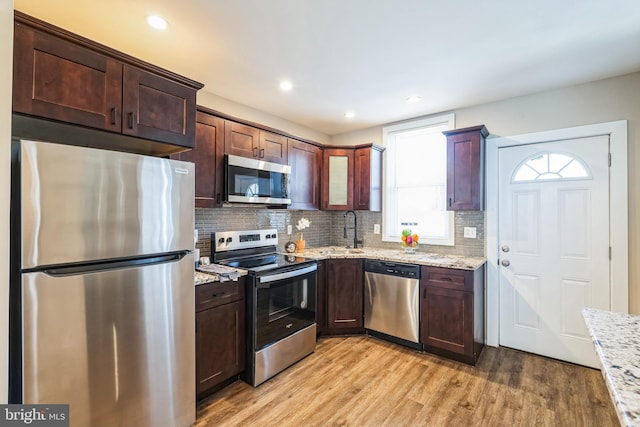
[39,251,190,277]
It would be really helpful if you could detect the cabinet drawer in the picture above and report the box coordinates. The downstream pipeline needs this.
[421,266,473,292]
[196,278,245,312]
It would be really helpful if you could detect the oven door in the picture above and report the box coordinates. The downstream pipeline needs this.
[255,264,317,350]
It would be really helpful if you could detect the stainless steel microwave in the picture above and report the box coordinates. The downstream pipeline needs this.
[224,154,291,205]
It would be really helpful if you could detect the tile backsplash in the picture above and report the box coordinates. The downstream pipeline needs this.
[195,208,331,257]
[195,207,485,258]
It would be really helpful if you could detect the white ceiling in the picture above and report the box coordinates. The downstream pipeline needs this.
[14,0,640,136]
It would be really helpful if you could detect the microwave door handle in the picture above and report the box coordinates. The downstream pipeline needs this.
[257,264,317,286]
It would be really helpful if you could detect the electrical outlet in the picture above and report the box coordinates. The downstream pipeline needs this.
[374,224,381,234]
[287,225,292,235]
[464,227,477,239]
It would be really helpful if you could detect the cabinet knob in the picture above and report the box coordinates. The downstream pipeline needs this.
[501,259,511,267]
[501,245,510,253]
[260,148,265,158]
[253,147,258,157]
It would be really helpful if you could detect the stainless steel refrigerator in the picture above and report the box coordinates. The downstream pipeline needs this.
[9,139,196,426]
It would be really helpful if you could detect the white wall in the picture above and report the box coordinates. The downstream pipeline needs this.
[198,90,331,145]
[0,0,13,404]
[331,71,640,314]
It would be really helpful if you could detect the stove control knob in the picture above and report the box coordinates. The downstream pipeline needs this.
[218,238,225,245]
[265,234,271,239]
[226,237,233,244]
[272,233,277,239]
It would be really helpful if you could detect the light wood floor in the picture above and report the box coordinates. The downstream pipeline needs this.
[196,336,618,426]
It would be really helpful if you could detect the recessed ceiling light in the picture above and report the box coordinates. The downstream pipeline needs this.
[406,95,422,103]
[147,15,168,30]
[344,111,355,119]
[279,81,293,91]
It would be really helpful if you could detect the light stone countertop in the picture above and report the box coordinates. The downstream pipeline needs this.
[193,246,485,286]
[296,246,486,271]
[582,308,640,427]
[194,264,248,286]
[194,271,218,286]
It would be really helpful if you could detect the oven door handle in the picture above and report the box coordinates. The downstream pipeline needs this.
[257,264,317,286]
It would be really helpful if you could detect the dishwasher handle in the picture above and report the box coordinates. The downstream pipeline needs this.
[365,273,374,308]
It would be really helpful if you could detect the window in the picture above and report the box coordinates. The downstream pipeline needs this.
[512,151,591,183]
[382,114,455,246]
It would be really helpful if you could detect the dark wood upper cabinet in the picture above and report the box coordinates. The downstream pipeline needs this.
[259,131,288,164]
[325,259,363,332]
[224,121,260,159]
[322,148,355,211]
[288,139,321,210]
[12,19,123,133]
[121,66,196,147]
[224,122,288,164]
[354,146,383,211]
[171,110,225,208]
[444,125,489,211]
[12,12,202,154]
[321,145,383,211]
[420,265,485,365]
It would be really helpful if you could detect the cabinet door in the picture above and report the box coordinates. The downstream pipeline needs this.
[445,125,488,210]
[13,22,122,132]
[326,259,363,330]
[259,131,288,164]
[288,139,321,210]
[224,121,260,158]
[316,260,327,335]
[354,146,383,211]
[173,112,224,208]
[322,149,354,211]
[196,300,245,396]
[122,65,196,148]
[421,285,473,357]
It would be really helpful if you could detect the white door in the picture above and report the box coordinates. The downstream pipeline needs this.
[498,135,610,368]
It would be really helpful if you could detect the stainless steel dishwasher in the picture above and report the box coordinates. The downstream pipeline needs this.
[364,260,420,347]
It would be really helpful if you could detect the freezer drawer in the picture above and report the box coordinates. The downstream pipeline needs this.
[18,139,194,269]
[21,254,195,427]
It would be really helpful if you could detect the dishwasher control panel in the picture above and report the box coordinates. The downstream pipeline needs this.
[364,260,420,278]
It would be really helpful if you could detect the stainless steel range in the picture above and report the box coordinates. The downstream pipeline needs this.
[211,229,317,386]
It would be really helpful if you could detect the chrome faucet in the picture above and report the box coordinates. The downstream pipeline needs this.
[343,210,363,249]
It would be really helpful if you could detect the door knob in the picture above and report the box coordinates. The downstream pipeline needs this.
[501,259,510,267]
[501,245,510,252]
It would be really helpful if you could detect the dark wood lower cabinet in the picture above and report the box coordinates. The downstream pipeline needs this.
[195,278,245,398]
[319,259,485,366]
[420,265,485,365]
[316,261,327,336]
[325,259,364,334]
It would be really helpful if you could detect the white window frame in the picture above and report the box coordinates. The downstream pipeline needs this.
[381,113,455,245]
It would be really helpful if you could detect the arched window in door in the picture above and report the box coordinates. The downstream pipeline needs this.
[511,151,591,183]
